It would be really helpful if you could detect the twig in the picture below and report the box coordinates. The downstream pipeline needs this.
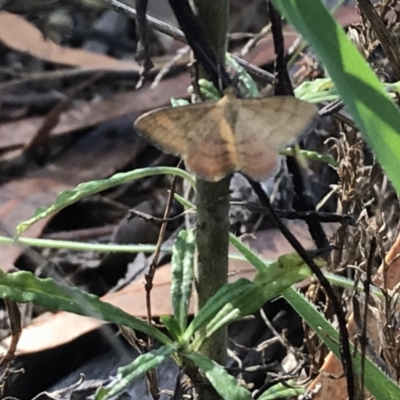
[248,179,355,400]
[128,208,191,224]
[143,176,178,399]
[230,201,356,225]
[134,0,154,77]
[268,1,293,96]
[0,300,22,396]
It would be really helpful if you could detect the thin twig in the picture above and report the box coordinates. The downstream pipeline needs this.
[134,0,154,75]
[141,176,178,399]
[230,201,356,225]
[248,179,355,400]
[0,300,22,396]
[145,179,178,320]
[128,208,191,224]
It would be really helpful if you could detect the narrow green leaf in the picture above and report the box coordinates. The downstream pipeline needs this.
[183,351,252,400]
[160,315,182,342]
[271,0,400,194]
[183,278,252,342]
[96,344,178,400]
[281,148,337,167]
[0,270,172,345]
[198,78,221,100]
[294,78,339,103]
[257,381,304,400]
[16,167,194,236]
[171,230,195,333]
[225,53,260,97]
[229,233,268,273]
[199,253,314,344]
[171,98,190,107]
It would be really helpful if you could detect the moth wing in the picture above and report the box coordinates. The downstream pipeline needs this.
[185,107,237,181]
[234,97,318,180]
[134,102,219,157]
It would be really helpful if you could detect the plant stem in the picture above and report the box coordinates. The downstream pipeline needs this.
[189,0,230,399]
[195,178,230,359]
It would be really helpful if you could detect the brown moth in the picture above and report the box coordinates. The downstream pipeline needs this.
[134,90,318,182]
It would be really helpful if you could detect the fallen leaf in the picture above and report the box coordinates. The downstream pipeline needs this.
[0,11,140,70]
[0,74,190,151]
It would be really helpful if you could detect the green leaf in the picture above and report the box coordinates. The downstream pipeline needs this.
[283,288,400,400]
[225,53,260,97]
[160,315,182,342]
[257,381,304,400]
[198,78,221,100]
[171,230,195,333]
[187,251,315,350]
[228,233,268,273]
[281,148,337,167]
[0,270,172,345]
[183,278,253,342]
[196,253,314,345]
[271,0,400,194]
[294,78,339,103]
[171,97,190,107]
[96,344,178,400]
[187,78,221,100]
[16,167,194,236]
[183,351,252,400]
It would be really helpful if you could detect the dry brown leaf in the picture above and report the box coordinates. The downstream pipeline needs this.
[0,11,140,70]
[0,74,190,151]
[0,177,67,271]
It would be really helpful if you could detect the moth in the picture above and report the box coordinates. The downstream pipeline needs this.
[134,90,318,182]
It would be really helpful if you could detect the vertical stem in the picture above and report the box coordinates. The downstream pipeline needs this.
[195,177,230,363]
[189,1,230,399]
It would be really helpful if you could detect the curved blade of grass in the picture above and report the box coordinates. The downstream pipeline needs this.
[271,0,400,194]
[283,287,400,399]
[16,167,194,237]
[183,351,252,400]
[0,270,172,345]
[0,235,173,254]
[171,229,195,333]
[95,344,178,400]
